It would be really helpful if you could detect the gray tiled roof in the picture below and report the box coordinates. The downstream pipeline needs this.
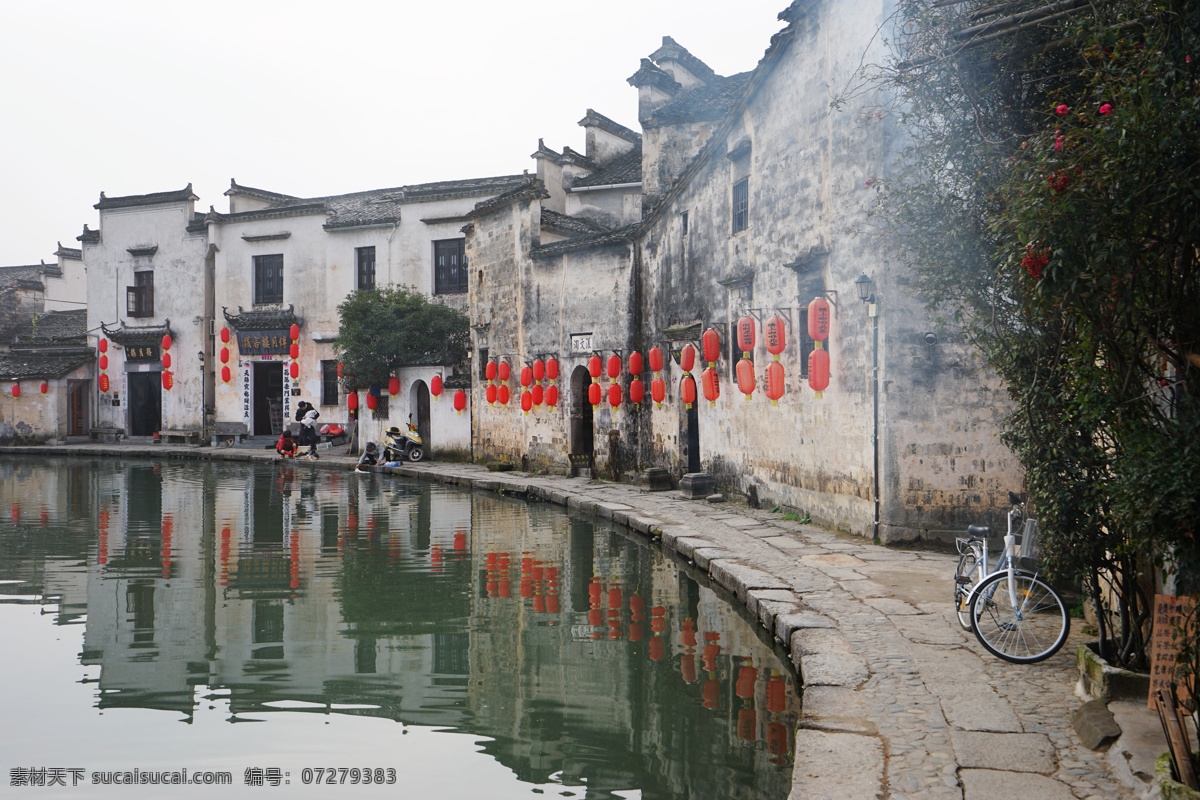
[469,179,551,219]
[77,225,100,244]
[572,144,643,188]
[100,320,175,347]
[0,266,45,291]
[650,36,719,84]
[577,109,641,143]
[541,210,611,236]
[627,58,681,94]
[6,310,87,348]
[55,244,82,260]
[531,224,639,259]
[646,72,754,127]
[222,305,300,332]
[0,349,95,381]
[95,184,198,211]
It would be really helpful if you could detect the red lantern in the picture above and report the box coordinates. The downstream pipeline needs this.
[648,346,663,374]
[486,384,498,405]
[366,393,377,410]
[221,366,231,383]
[588,356,602,381]
[498,362,510,382]
[766,362,785,406]
[485,361,497,382]
[289,342,300,360]
[289,323,299,342]
[39,382,48,394]
[681,374,697,408]
[651,377,665,406]
[546,384,558,407]
[766,317,787,359]
[431,374,443,399]
[532,359,545,382]
[161,352,171,370]
[605,355,619,380]
[162,371,173,391]
[218,347,229,364]
[608,383,622,408]
[10,384,19,398]
[385,376,397,397]
[520,366,532,387]
[737,316,756,357]
[347,392,358,410]
[99,375,110,393]
[629,351,643,376]
[702,367,720,406]
[808,297,830,342]
[736,358,755,400]
[521,391,533,414]
[588,382,601,407]
[453,389,467,415]
[220,327,230,344]
[532,384,544,405]
[702,328,720,366]
[337,362,343,378]
[629,379,644,404]
[680,344,696,373]
[98,338,108,353]
[98,354,108,371]
[161,334,172,351]
[289,362,299,379]
[546,358,559,381]
[809,347,830,398]
[498,384,510,405]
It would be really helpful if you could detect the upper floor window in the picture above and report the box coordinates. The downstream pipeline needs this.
[321,360,339,406]
[126,271,154,317]
[356,246,376,291]
[732,178,749,234]
[434,239,467,295]
[254,254,284,305]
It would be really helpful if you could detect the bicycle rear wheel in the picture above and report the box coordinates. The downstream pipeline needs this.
[954,551,979,630]
[970,571,1069,663]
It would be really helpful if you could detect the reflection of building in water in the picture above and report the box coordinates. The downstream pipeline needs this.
[0,460,797,797]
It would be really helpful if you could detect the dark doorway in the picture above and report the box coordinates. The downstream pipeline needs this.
[127,372,162,436]
[569,366,594,459]
[684,378,700,473]
[411,380,431,452]
[253,362,284,435]
[67,380,88,436]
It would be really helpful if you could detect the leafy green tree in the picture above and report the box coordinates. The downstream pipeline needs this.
[861,0,1199,670]
[335,286,469,390]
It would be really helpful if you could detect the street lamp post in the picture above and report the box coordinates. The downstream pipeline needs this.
[855,273,880,541]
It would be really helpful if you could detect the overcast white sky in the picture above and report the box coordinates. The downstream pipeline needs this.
[0,0,789,266]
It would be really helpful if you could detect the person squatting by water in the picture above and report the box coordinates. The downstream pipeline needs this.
[356,441,381,472]
[276,430,296,458]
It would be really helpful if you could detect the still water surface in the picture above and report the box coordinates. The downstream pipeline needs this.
[0,458,799,799]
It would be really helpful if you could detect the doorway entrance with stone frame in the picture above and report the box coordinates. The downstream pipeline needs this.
[682,376,701,474]
[127,372,162,436]
[252,361,284,436]
[67,380,89,437]
[410,380,431,454]
[569,366,594,476]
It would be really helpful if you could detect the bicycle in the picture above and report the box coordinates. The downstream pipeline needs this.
[954,505,1070,663]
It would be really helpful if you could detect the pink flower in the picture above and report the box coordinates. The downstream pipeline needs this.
[1188,55,1192,63]
[1099,103,1112,115]
[1054,137,1064,151]
[1056,104,1069,115]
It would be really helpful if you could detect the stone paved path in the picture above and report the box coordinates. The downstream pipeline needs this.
[8,445,1137,800]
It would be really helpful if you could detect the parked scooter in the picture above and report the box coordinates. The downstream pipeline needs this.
[383,417,424,463]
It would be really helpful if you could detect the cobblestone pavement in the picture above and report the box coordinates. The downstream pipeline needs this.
[7,445,1140,800]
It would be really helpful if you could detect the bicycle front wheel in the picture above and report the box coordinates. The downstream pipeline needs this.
[954,551,979,630]
[970,571,1069,663]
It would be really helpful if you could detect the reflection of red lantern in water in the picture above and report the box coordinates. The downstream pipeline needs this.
[738,708,757,742]
[737,665,757,700]
[681,619,697,648]
[629,622,643,642]
[767,672,787,713]
[588,608,602,627]
[649,636,665,661]
[703,678,720,710]
[681,653,696,683]
[767,722,789,756]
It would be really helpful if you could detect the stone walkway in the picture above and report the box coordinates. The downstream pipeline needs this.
[7,444,1140,800]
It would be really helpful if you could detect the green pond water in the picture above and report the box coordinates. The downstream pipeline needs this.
[0,457,800,799]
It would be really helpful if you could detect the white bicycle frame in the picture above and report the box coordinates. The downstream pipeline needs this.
[963,507,1039,614]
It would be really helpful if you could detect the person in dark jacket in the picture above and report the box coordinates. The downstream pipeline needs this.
[295,401,319,457]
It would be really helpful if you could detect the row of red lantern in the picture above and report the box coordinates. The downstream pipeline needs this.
[288,324,300,382]
[9,382,51,398]
[347,383,466,416]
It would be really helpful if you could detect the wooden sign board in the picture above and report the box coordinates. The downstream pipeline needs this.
[1149,594,1197,708]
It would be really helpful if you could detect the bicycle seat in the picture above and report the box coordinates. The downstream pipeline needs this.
[967,524,990,538]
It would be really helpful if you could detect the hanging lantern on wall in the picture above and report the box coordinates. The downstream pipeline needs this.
[288,342,299,360]
[532,384,544,406]
[366,393,377,410]
[737,316,756,357]
[99,375,110,394]
[40,382,48,395]
[546,384,559,407]
[532,359,545,383]
[98,338,108,353]
[498,361,511,382]
[808,297,830,343]
[219,347,230,364]
[453,390,467,416]
[588,356,602,383]
[162,334,172,352]
[680,344,696,373]
[162,352,171,370]
[221,366,232,384]
[809,348,830,399]
[289,362,299,379]
[628,351,643,377]
[431,374,443,400]
[702,367,720,406]
[702,328,720,366]
[498,384,510,405]
[681,374,697,409]
[766,362,785,406]
[98,354,108,371]
[651,377,666,407]
[337,362,343,378]
[486,383,498,406]
[10,383,19,398]
[520,366,532,388]
[765,316,787,360]
[162,371,173,391]
[347,391,358,411]
[588,382,601,408]
[608,383,622,409]
[220,327,230,344]
[521,391,533,415]
[630,378,644,404]
[736,359,755,400]
[388,376,400,397]
[648,346,664,375]
[546,357,559,381]
[289,324,300,342]
[485,361,497,382]
[607,355,620,380]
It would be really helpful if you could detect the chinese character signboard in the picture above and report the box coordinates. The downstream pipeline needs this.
[237,330,290,356]
[124,344,161,363]
[1149,593,1196,708]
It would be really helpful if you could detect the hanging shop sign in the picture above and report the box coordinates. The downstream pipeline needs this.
[124,343,161,363]
[236,330,291,356]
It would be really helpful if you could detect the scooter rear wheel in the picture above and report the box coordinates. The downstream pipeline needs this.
[407,447,424,463]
